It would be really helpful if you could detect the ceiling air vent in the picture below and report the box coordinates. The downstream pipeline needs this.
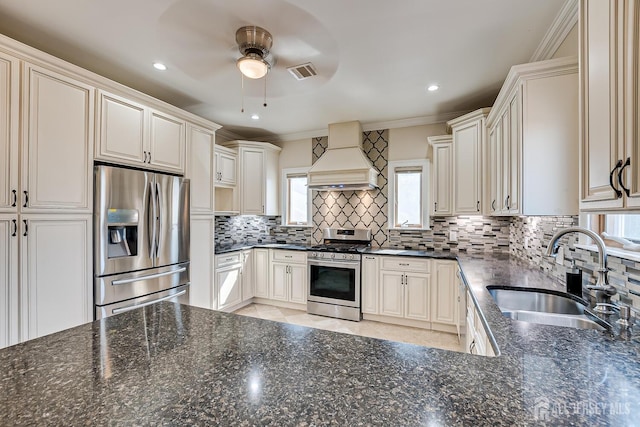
[287,62,317,80]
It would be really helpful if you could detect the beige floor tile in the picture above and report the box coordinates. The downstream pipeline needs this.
[234,303,465,353]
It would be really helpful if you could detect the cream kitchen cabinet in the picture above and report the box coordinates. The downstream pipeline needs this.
[270,250,307,304]
[486,56,578,216]
[20,215,92,341]
[361,255,379,314]
[253,248,270,298]
[465,288,495,357]
[241,249,254,301]
[0,52,19,213]
[580,0,640,210]
[431,260,459,332]
[22,63,94,213]
[219,141,281,215]
[187,124,216,215]
[378,256,431,322]
[447,108,490,215]
[428,135,454,216]
[189,217,215,310]
[96,90,186,174]
[0,215,19,348]
[214,145,237,187]
[215,252,243,311]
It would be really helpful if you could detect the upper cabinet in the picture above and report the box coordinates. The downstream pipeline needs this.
[486,56,579,216]
[428,135,454,216]
[580,0,640,210]
[219,140,281,215]
[22,63,95,213]
[448,108,490,215]
[0,51,19,213]
[96,90,185,174]
[187,124,216,214]
[214,144,237,187]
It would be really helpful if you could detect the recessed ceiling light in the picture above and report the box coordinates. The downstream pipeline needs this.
[153,62,167,71]
[251,114,260,120]
[427,84,439,92]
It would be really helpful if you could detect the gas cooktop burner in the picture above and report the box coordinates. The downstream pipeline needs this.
[308,243,369,253]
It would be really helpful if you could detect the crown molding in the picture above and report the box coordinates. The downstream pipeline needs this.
[255,110,470,143]
[529,0,579,62]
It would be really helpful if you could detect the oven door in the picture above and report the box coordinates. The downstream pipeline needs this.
[307,259,360,308]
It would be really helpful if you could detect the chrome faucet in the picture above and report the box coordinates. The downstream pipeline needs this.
[545,226,617,314]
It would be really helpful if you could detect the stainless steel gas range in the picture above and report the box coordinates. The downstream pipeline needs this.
[307,228,372,321]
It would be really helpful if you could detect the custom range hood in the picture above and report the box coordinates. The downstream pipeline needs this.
[307,121,379,190]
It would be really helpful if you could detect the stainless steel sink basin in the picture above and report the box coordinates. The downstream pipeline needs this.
[487,286,609,331]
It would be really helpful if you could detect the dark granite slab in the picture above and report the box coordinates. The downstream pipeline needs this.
[1,254,639,425]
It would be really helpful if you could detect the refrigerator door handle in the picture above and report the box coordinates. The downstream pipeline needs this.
[111,266,188,286]
[156,181,162,259]
[111,289,187,315]
[148,180,157,262]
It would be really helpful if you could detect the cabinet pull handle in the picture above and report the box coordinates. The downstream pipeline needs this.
[434,201,437,211]
[11,219,17,237]
[148,152,151,163]
[505,195,510,210]
[399,263,409,266]
[491,199,496,211]
[143,151,147,163]
[11,189,17,207]
[22,220,28,237]
[618,157,631,197]
[476,201,480,212]
[609,159,623,198]
[23,191,28,208]
[262,205,265,214]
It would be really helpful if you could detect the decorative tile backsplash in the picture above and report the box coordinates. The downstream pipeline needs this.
[215,216,312,245]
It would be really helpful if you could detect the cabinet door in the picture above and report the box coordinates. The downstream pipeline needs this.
[217,151,237,186]
[500,107,511,214]
[379,270,404,318]
[97,90,146,165]
[216,264,242,311]
[253,249,270,298]
[488,123,501,215]
[23,64,94,212]
[149,110,185,173]
[0,216,19,348]
[270,262,289,301]
[187,125,215,214]
[242,250,254,301]
[0,53,18,213]
[288,263,307,304]
[240,148,265,214]
[21,215,92,340]
[623,0,640,206]
[453,122,482,214]
[580,0,624,209]
[189,217,214,310]
[405,273,430,321]
[361,255,379,314]
[431,261,456,325]
[432,143,453,216]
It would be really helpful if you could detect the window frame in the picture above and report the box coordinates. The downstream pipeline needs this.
[281,167,312,227]
[387,159,430,230]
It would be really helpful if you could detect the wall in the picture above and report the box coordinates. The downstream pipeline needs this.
[274,138,313,169]
[509,216,640,310]
[388,123,447,161]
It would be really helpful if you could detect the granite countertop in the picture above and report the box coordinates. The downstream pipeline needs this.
[1,254,639,425]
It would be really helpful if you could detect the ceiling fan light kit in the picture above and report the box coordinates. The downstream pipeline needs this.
[236,26,273,79]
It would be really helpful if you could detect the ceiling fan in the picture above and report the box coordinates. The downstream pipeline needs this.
[235,25,274,80]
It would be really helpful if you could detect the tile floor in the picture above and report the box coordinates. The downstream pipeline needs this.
[234,303,465,353]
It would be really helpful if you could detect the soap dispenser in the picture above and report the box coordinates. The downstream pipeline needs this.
[566,259,582,297]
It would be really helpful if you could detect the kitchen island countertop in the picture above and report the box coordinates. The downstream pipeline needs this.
[1,253,639,425]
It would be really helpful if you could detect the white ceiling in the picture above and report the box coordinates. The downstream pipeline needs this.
[0,0,568,140]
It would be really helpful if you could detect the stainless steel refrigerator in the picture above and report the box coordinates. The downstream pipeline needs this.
[94,165,190,319]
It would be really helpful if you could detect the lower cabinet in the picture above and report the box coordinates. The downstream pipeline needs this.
[253,248,270,298]
[361,255,379,314]
[214,252,243,312]
[241,249,254,301]
[270,250,307,304]
[379,270,431,321]
[0,215,19,348]
[189,217,215,310]
[465,289,495,357]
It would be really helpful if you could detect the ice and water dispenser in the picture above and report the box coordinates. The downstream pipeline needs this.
[106,209,138,258]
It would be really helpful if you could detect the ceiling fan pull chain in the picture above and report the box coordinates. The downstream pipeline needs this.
[241,73,245,113]
[263,75,267,107]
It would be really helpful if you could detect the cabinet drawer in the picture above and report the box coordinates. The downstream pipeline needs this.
[380,256,430,273]
[215,252,242,268]
[271,250,307,264]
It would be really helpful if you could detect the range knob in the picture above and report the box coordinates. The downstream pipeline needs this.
[349,254,355,260]
[310,252,316,257]
[331,253,335,259]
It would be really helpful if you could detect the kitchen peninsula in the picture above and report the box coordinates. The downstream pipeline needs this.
[1,254,638,426]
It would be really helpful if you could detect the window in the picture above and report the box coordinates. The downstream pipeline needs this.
[388,160,429,229]
[281,167,311,226]
[604,214,640,242]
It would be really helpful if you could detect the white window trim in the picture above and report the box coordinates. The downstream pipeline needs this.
[281,167,312,227]
[387,159,430,231]
[579,213,640,261]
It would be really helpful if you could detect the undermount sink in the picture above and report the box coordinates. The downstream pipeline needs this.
[487,286,609,331]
